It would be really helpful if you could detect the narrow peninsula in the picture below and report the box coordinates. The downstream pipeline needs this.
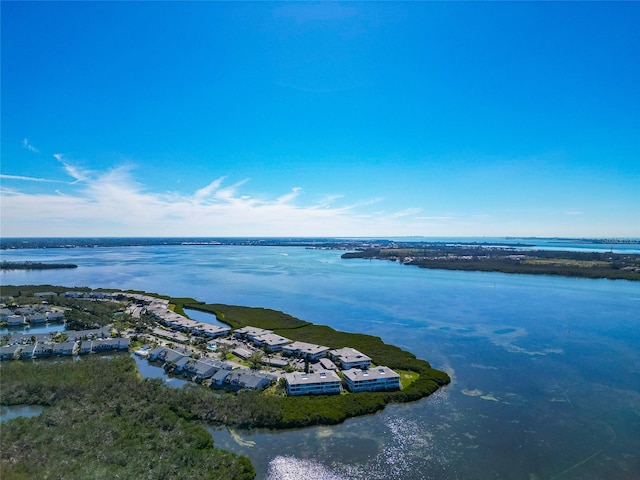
[1,285,449,479]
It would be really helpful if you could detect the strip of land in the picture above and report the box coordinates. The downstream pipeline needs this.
[1,262,78,270]
[341,245,640,281]
[1,285,450,479]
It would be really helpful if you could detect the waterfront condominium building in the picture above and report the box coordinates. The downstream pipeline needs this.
[328,347,372,370]
[284,370,342,396]
[342,366,401,393]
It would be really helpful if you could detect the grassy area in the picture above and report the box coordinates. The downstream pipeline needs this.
[399,370,420,389]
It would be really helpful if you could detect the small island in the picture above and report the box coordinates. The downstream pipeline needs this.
[0,285,449,479]
[1,261,78,270]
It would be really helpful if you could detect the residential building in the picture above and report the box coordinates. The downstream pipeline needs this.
[32,344,53,358]
[20,344,36,359]
[187,360,219,380]
[93,338,120,351]
[170,356,192,372]
[27,313,47,324]
[234,326,270,340]
[35,292,57,298]
[6,315,26,327]
[227,370,274,390]
[149,346,166,360]
[117,337,130,350]
[79,341,93,354]
[161,348,187,365]
[194,324,231,338]
[53,341,77,356]
[232,347,253,359]
[282,341,329,361]
[47,311,65,322]
[0,345,21,361]
[61,291,85,298]
[319,358,338,371]
[15,307,37,316]
[66,327,110,342]
[211,369,231,386]
[329,347,372,370]
[251,332,291,352]
[342,366,401,393]
[285,370,342,396]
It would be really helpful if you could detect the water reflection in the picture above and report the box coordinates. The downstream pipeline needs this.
[209,393,454,480]
[131,353,190,388]
[183,307,230,328]
[0,405,45,423]
[0,323,65,336]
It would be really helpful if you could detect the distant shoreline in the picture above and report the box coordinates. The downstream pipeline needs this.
[1,236,638,251]
[341,246,640,282]
[0,262,78,270]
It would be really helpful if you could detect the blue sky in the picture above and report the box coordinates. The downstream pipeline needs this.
[2,1,638,238]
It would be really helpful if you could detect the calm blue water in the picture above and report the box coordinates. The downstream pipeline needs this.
[1,245,639,479]
[183,307,230,328]
[0,405,45,423]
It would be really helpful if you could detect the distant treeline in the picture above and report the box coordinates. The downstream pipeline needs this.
[0,237,367,250]
[342,247,640,281]
[5,237,636,251]
[1,262,77,270]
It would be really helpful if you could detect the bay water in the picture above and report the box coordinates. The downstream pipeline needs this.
[1,245,639,479]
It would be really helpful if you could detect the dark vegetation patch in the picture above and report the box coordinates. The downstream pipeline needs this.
[2,286,449,435]
[342,246,640,281]
[0,356,255,480]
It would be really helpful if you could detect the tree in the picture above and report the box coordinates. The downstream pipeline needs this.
[248,350,264,370]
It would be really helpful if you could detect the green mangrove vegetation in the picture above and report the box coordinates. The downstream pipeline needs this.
[1,285,450,477]
[341,246,640,281]
[0,356,255,480]
[0,262,78,270]
[180,302,451,407]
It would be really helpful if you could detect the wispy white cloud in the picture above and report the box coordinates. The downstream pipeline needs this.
[53,154,91,183]
[22,138,39,153]
[194,177,226,201]
[276,187,302,205]
[391,207,422,218]
[1,162,377,236]
[0,173,62,183]
[5,160,612,238]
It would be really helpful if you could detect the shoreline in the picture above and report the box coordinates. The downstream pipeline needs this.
[341,247,640,282]
[1,285,451,429]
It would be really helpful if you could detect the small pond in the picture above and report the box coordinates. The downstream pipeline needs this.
[131,353,191,388]
[184,308,230,328]
[0,405,45,423]
[0,323,66,336]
